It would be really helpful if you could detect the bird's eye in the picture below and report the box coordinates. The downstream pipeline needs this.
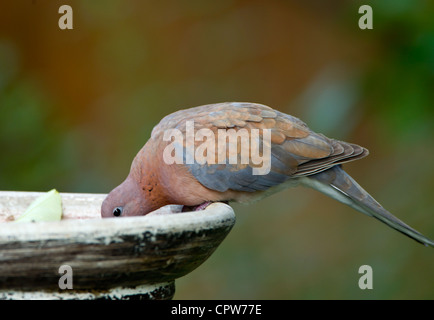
[113,207,123,217]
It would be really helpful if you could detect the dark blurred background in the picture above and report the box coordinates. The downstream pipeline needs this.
[1,0,433,299]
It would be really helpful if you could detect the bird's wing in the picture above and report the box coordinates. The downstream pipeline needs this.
[152,102,368,192]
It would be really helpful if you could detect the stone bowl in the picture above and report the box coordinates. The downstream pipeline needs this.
[0,191,235,299]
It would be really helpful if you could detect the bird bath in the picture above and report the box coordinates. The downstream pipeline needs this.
[0,191,235,299]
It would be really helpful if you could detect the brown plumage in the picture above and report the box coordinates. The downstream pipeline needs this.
[101,102,434,247]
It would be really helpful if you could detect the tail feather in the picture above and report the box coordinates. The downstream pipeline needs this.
[303,165,434,247]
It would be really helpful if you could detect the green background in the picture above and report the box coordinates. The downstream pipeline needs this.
[1,0,433,299]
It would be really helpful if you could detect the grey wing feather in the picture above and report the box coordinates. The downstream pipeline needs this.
[188,159,288,193]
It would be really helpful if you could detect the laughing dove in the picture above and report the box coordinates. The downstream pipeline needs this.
[101,102,433,247]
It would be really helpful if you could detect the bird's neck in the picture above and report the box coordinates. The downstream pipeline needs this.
[129,143,172,214]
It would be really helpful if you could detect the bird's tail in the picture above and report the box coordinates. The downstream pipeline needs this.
[302,165,434,247]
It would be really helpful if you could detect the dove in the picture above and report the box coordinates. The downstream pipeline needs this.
[101,102,433,247]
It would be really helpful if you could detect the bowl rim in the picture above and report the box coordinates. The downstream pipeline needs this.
[0,193,235,243]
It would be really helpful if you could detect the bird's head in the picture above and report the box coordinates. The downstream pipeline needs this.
[101,176,147,218]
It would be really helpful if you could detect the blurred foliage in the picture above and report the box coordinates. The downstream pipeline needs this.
[361,0,434,145]
[0,0,433,299]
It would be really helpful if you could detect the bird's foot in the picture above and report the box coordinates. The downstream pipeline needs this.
[182,201,213,212]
